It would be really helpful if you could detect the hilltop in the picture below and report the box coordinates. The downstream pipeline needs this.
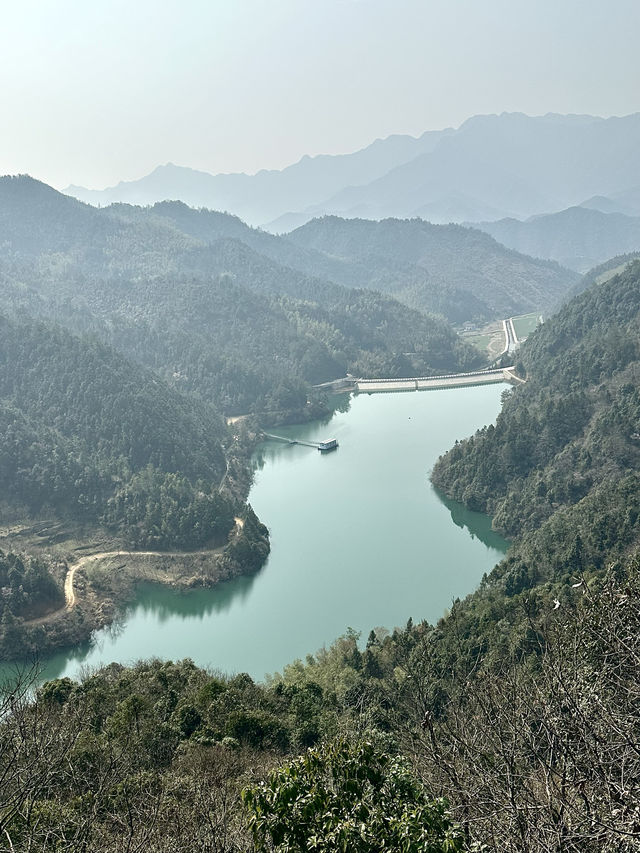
[0,176,482,416]
[286,215,576,322]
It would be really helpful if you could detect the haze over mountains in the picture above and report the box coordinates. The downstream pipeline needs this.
[285,216,575,322]
[474,207,640,272]
[0,176,485,418]
[2,176,577,331]
[66,113,640,232]
[65,128,452,228]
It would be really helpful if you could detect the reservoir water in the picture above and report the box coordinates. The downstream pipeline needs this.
[11,385,508,685]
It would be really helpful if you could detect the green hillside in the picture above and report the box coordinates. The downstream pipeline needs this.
[560,250,640,304]
[287,215,578,323]
[0,177,482,416]
[2,247,639,853]
[4,179,638,853]
[433,259,640,586]
[0,315,236,547]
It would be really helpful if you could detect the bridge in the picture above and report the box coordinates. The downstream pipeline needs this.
[313,366,520,395]
[355,366,517,394]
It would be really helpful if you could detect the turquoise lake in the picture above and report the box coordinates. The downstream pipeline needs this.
[10,384,508,684]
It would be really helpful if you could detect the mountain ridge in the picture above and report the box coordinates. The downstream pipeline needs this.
[63,112,640,229]
[0,175,483,415]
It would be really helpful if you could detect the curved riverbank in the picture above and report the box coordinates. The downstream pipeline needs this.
[26,516,246,626]
[4,514,267,663]
[5,384,508,686]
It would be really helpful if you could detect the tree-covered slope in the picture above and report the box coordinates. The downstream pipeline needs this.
[3,194,639,853]
[286,215,578,323]
[0,177,483,415]
[0,314,238,549]
[2,554,639,852]
[2,239,639,853]
[432,260,640,592]
[106,199,357,288]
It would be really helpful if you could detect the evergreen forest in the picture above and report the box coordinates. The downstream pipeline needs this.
[1,174,639,851]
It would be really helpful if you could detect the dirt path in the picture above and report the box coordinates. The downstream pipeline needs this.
[26,517,245,626]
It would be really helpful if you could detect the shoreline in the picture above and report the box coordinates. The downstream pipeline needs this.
[1,515,268,665]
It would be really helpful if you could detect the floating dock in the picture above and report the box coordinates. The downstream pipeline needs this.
[263,433,339,452]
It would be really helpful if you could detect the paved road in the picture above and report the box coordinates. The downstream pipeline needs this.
[503,318,519,354]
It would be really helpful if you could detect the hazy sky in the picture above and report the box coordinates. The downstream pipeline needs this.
[2,0,639,189]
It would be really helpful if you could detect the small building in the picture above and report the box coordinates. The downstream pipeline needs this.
[317,439,338,452]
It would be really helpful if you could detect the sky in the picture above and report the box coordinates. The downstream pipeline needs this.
[1,0,639,189]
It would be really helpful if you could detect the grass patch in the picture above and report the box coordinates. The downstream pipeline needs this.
[467,333,494,352]
[463,322,506,362]
[512,312,541,341]
[595,262,632,286]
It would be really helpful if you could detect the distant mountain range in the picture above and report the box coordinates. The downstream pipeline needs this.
[473,207,640,272]
[65,113,640,230]
[65,128,451,227]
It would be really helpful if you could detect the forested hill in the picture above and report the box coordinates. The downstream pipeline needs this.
[2,177,578,328]
[3,269,640,851]
[433,260,640,589]
[107,199,360,289]
[0,176,482,414]
[113,200,578,324]
[3,186,640,851]
[5,268,640,850]
[286,215,578,323]
[0,314,237,549]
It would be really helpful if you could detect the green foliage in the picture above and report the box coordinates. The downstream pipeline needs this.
[0,177,482,421]
[0,549,61,622]
[104,467,235,549]
[562,249,640,304]
[222,507,270,574]
[242,736,463,853]
[287,215,577,323]
[433,262,640,589]
[0,314,236,548]
[3,556,640,851]
[4,177,639,853]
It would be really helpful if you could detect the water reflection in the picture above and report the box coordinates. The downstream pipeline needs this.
[131,572,259,621]
[433,487,509,552]
[0,570,264,689]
